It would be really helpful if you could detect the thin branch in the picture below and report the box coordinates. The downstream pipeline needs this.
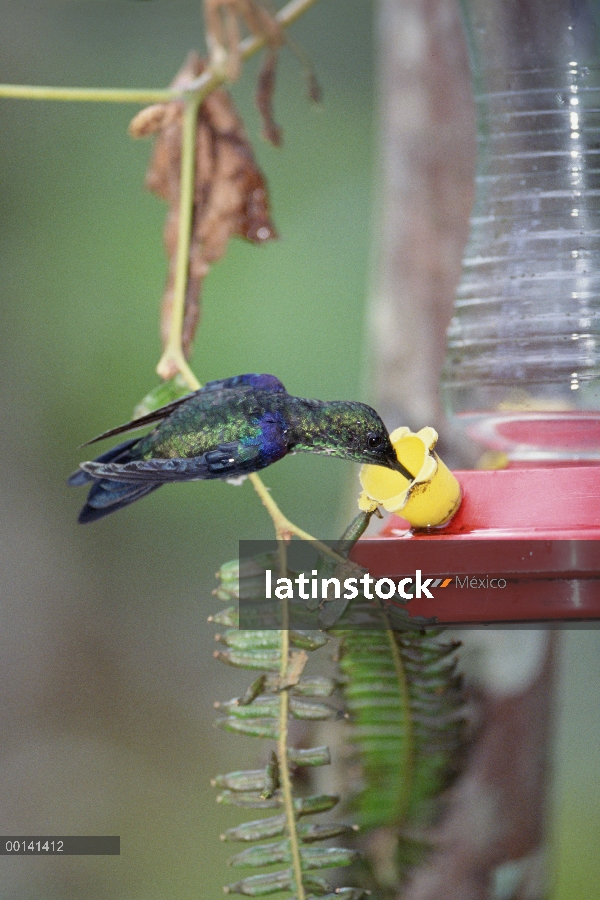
[0,84,173,104]
[0,0,322,104]
[248,474,345,562]
[188,0,322,89]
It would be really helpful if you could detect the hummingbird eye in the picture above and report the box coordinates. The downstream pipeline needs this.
[367,432,383,449]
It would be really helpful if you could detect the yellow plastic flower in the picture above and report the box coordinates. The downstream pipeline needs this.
[359,426,462,529]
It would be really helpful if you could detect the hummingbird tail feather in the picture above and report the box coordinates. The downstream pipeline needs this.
[68,438,140,486]
[69,437,160,523]
[77,481,161,523]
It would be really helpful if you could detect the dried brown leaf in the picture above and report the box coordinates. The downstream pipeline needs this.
[131,52,277,364]
[256,50,282,147]
[205,0,285,81]
[204,0,292,146]
[278,650,309,688]
[128,103,172,139]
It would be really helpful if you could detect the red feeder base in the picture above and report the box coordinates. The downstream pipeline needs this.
[352,465,600,625]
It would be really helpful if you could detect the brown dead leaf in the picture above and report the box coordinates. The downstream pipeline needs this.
[204,0,284,82]
[278,650,309,688]
[256,50,282,147]
[203,0,321,147]
[129,53,277,371]
[128,103,171,139]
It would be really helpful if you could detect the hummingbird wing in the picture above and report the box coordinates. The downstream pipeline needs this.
[202,374,287,393]
[82,395,196,446]
[79,441,265,483]
[82,374,287,447]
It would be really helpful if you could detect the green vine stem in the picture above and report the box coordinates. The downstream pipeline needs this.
[0,0,322,104]
[247,474,347,563]
[275,541,306,900]
[155,92,203,384]
[0,85,172,103]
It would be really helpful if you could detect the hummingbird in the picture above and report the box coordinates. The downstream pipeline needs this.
[68,373,413,523]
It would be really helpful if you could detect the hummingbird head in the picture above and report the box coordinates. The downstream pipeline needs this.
[296,400,414,481]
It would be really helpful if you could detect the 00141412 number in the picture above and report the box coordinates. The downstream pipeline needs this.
[0,836,119,855]
[4,839,63,853]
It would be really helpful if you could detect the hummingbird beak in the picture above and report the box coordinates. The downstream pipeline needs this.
[389,456,414,481]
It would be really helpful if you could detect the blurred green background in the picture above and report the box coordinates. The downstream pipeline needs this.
[0,1,598,898]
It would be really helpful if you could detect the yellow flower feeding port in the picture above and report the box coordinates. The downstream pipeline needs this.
[359,426,462,529]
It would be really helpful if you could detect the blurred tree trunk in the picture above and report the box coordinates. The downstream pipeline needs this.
[369,2,557,897]
[371,0,475,465]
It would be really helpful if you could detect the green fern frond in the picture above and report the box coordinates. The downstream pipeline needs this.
[212,511,468,894]
[313,513,468,879]
[211,557,366,900]
[338,628,465,833]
